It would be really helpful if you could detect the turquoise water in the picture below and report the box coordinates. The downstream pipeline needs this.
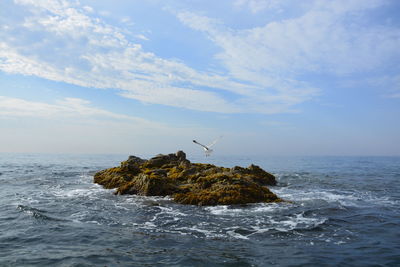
[0,154,399,266]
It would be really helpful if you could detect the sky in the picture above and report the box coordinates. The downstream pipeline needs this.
[0,0,399,156]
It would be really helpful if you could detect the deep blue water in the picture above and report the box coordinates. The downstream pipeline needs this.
[0,153,399,266]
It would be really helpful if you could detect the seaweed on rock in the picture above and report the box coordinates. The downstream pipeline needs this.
[94,151,282,206]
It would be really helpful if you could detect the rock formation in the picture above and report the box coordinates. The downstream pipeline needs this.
[94,151,282,206]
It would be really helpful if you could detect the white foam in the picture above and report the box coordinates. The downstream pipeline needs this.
[143,221,156,228]
[70,210,92,223]
[175,225,226,239]
[155,206,187,217]
[249,213,327,233]
[77,174,94,183]
[226,229,249,240]
[205,205,240,215]
[121,195,173,207]
[51,185,110,199]
[271,187,399,207]
[87,220,102,225]
[205,202,289,216]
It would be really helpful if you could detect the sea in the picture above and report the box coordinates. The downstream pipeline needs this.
[0,153,399,266]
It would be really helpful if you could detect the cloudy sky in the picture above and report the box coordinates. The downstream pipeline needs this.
[1,0,399,156]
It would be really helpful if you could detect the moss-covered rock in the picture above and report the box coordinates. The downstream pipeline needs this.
[94,151,282,206]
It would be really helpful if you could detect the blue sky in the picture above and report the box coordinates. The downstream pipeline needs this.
[0,0,399,156]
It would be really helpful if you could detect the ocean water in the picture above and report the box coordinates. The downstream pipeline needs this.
[0,153,399,266]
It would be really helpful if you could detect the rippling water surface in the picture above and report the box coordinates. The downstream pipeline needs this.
[0,154,399,266]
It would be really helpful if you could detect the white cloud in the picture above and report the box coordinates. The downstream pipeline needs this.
[1,0,398,115]
[339,73,400,98]
[0,95,224,138]
[179,1,399,75]
[389,93,400,98]
[234,0,283,13]
[82,5,93,13]
[0,0,249,112]
[134,34,149,41]
[368,75,400,98]
[0,96,224,154]
[0,0,321,114]
[0,96,116,119]
[177,0,400,103]
[176,10,321,107]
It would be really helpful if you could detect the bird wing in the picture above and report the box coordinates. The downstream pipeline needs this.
[193,140,209,150]
[207,136,222,148]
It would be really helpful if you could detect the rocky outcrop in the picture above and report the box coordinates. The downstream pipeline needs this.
[94,151,282,206]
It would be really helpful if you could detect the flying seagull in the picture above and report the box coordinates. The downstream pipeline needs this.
[193,137,221,157]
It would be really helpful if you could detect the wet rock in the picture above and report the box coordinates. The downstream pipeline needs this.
[94,151,282,206]
[231,164,277,186]
[120,155,145,174]
[116,173,176,196]
[175,150,186,160]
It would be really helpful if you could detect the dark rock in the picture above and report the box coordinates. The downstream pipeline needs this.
[175,150,186,160]
[116,173,175,196]
[120,155,145,173]
[94,151,282,206]
[127,155,146,164]
[231,164,276,186]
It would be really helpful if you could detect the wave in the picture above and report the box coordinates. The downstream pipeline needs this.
[205,202,290,216]
[264,212,327,232]
[51,186,108,199]
[102,201,328,240]
[16,205,67,222]
[271,187,399,208]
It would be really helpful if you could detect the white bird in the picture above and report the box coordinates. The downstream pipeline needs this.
[192,137,221,157]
